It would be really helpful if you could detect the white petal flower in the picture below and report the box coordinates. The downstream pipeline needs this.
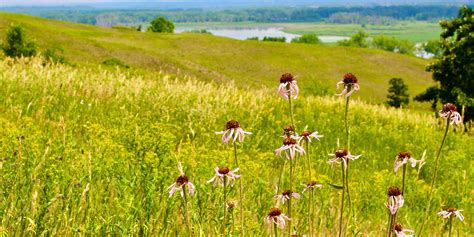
[336,73,360,98]
[302,181,323,193]
[439,103,463,125]
[274,190,300,204]
[167,162,195,198]
[393,223,415,237]
[278,73,299,100]
[275,137,305,160]
[207,166,240,187]
[385,187,404,215]
[216,120,251,143]
[298,129,323,144]
[265,208,291,229]
[438,208,464,221]
[328,149,361,166]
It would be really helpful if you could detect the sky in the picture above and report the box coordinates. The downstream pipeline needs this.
[1,0,472,7]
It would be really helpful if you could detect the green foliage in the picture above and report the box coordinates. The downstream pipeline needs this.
[421,40,443,57]
[372,35,414,55]
[148,16,174,33]
[291,34,321,44]
[246,37,259,41]
[102,58,130,68]
[0,57,472,235]
[43,47,68,65]
[337,30,369,47]
[262,36,286,42]
[386,78,410,108]
[414,86,440,110]
[1,24,37,57]
[424,6,474,122]
[187,29,212,34]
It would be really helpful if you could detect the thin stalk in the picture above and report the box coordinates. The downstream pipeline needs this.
[223,176,227,235]
[344,96,351,150]
[233,142,244,236]
[274,222,279,237]
[288,158,293,237]
[339,162,346,237]
[401,164,407,195]
[448,216,453,237]
[419,118,450,234]
[276,159,286,195]
[386,213,392,237]
[305,140,311,180]
[182,186,191,236]
[344,95,353,223]
[288,88,295,128]
[309,189,313,237]
[306,140,312,236]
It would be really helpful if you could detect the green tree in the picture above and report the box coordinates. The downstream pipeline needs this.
[387,78,410,108]
[148,16,174,33]
[419,6,474,123]
[291,34,321,44]
[337,30,369,48]
[372,35,414,55]
[2,24,37,57]
[421,40,443,57]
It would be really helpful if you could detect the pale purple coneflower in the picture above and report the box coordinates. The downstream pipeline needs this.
[278,73,299,100]
[283,125,296,138]
[275,137,305,160]
[302,181,323,193]
[439,103,462,126]
[226,200,238,210]
[386,186,404,215]
[327,149,361,166]
[393,223,415,237]
[215,119,252,143]
[274,189,300,204]
[207,166,240,187]
[167,162,196,197]
[437,207,464,221]
[265,207,291,229]
[298,129,323,144]
[336,73,360,98]
[394,151,420,172]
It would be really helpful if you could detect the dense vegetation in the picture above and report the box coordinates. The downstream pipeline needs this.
[2,5,463,26]
[0,57,472,236]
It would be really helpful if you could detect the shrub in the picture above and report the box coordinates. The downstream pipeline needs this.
[148,16,174,33]
[291,34,321,44]
[2,24,37,57]
[262,36,286,42]
[386,78,410,108]
[102,58,130,68]
[372,35,414,55]
[43,47,67,65]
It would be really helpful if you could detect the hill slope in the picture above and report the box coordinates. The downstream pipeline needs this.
[0,12,433,106]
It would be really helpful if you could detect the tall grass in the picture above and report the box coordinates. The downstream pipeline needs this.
[0,57,472,235]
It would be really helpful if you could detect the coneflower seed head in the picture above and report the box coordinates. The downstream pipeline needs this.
[335,149,348,158]
[300,130,312,137]
[280,73,295,83]
[442,103,457,113]
[394,223,403,232]
[283,125,295,136]
[308,181,318,186]
[268,207,282,217]
[226,120,240,129]
[343,73,358,84]
[218,167,230,175]
[282,189,292,196]
[283,137,297,145]
[446,207,457,212]
[388,186,402,196]
[176,175,189,185]
[398,151,411,159]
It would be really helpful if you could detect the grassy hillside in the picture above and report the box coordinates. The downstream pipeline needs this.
[0,57,471,235]
[0,13,434,107]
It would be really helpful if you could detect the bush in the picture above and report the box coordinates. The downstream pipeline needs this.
[148,16,174,33]
[291,34,321,44]
[102,58,130,68]
[337,30,369,48]
[43,47,67,65]
[2,24,37,57]
[246,37,259,41]
[372,35,414,55]
[262,36,286,42]
[386,78,409,108]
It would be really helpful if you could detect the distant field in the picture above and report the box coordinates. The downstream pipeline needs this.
[176,21,441,43]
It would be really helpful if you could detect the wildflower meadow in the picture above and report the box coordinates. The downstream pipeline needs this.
[0,57,472,236]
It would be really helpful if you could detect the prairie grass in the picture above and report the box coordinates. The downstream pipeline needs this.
[0,57,472,236]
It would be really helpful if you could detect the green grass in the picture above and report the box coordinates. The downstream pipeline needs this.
[0,13,435,109]
[176,21,442,43]
[0,57,472,236]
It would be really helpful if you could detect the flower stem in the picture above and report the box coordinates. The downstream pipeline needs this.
[419,118,450,234]
[448,216,453,237]
[288,89,295,128]
[386,213,392,237]
[276,159,286,195]
[345,96,351,150]
[309,189,313,237]
[288,158,293,237]
[305,140,312,236]
[401,164,407,195]
[274,222,279,237]
[305,140,312,180]
[223,176,227,235]
[339,162,346,237]
[233,142,244,236]
[182,186,191,236]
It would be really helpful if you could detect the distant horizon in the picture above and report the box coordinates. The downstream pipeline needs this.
[2,0,473,9]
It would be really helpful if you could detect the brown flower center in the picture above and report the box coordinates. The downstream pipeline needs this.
[283,125,295,136]
[282,189,292,196]
[226,120,240,129]
[388,186,402,196]
[218,167,230,175]
[343,73,358,84]
[283,137,297,145]
[394,223,403,232]
[227,201,236,209]
[446,207,456,213]
[280,73,295,83]
[335,149,348,158]
[268,207,282,217]
[397,151,411,160]
[176,175,188,185]
[442,103,457,113]
[300,130,312,137]
[308,181,317,187]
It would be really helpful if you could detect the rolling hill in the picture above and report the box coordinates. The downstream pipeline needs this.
[0,12,434,106]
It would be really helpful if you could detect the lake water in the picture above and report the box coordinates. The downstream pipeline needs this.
[176,27,348,43]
